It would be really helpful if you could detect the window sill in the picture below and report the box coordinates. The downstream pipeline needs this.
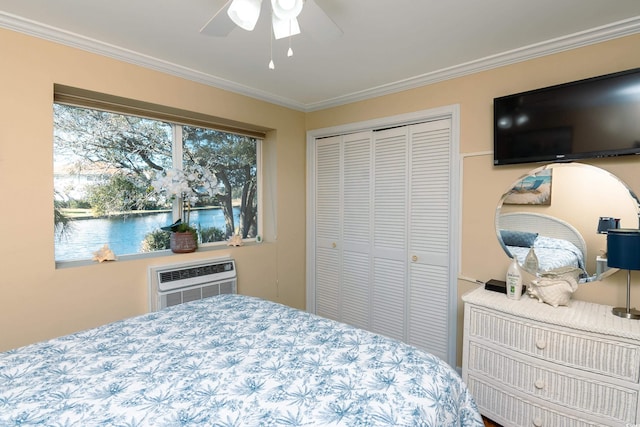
[55,240,260,269]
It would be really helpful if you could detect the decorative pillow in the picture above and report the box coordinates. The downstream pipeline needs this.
[500,229,538,247]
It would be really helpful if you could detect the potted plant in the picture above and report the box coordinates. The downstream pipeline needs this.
[169,222,198,253]
[150,166,218,253]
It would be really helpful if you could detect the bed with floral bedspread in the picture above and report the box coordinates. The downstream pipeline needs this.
[0,294,482,426]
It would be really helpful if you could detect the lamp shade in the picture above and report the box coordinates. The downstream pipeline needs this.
[271,0,303,20]
[607,229,640,270]
[228,0,262,31]
[597,217,620,234]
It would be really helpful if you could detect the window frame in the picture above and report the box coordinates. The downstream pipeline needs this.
[54,85,265,268]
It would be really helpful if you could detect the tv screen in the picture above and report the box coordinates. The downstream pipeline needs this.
[494,68,640,166]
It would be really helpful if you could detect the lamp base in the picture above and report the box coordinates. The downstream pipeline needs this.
[612,307,640,320]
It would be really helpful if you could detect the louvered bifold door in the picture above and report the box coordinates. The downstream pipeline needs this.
[407,119,452,362]
[341,132,373,330]
[314,136,342,320]
[371,127,409,341]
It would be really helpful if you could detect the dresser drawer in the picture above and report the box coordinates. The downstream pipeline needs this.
[467,305,640,382]
[467,341,638,424]
[467,376,607,427]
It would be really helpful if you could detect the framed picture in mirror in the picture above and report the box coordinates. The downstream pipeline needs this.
[503,169,552,205]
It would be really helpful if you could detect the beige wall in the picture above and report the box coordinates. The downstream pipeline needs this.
[306,33,640,366]
[2,26,640,368]
[0,28,307,352]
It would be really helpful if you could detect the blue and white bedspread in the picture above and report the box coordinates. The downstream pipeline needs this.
[0,294,482,426]
[509,236,586,273]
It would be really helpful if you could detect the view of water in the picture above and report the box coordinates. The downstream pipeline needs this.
[55,208,239,261]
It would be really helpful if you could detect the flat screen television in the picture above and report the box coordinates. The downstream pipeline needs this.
[493,67,640,166]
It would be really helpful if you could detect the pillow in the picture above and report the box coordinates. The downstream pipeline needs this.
[500,229,538,247]
[540,265,585,281]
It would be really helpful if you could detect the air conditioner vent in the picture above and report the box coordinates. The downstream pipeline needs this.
[159,261,234,284]
[148,257,236,311]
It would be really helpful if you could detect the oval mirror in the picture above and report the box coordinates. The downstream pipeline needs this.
[496,162,640,283]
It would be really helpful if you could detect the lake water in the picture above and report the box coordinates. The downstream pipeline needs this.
[55,208,238,261]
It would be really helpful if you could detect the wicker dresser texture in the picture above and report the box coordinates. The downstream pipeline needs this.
[462,287,640,427]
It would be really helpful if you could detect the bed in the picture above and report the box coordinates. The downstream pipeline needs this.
[0,294,483,426]
[497,212,587,274]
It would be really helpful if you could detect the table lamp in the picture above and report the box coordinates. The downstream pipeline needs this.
[597,217,620,234]
[607,229,640,319]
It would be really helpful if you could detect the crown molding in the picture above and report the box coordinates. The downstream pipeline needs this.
[1,11,639,112]
[305,16,640,111]
[0,11,307,111]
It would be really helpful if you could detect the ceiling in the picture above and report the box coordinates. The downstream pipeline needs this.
[1,0,639,111]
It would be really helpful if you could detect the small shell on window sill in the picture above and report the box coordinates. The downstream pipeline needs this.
[92,244,117,263]
[227,234,243,247]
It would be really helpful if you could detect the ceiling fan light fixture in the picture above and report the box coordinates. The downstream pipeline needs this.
[272,15,300,39]
[271,0,303,20]
[227,0,263,31]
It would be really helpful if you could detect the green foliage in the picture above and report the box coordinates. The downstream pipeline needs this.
[200,226,226,243]
[54,198,73,238]
[85,173,152,216]
[174,222,197,233]
[141,229,170,252]
[67,199,91,209]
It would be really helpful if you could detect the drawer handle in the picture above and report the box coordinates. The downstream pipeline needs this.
[533,417,543,427]
[535,339,547,350]
[411,255,418,262]
[534,379,545,390]
[332,242,337,248]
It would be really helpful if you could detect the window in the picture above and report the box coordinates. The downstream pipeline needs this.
[53,90,262,263]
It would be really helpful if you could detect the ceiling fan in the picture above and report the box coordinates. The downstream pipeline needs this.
[199,0,342,42]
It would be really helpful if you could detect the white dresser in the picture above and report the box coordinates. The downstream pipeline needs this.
[462,287,640,427]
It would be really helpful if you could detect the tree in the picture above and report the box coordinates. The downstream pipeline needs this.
[86,173,152,216]
[54,104,258,240]
[54,193,73,238]
[183,127,258,238]
[54,104,173,175]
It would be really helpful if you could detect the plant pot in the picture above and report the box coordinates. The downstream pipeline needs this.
[170,231,197,253]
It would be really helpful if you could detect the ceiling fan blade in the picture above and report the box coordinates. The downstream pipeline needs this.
[298,0,342,43]
[200,0,237,37]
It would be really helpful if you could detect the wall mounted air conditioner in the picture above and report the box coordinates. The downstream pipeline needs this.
[148,257,236,311]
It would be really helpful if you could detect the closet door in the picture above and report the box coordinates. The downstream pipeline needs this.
[314,132,372,325]
[309,110,458,367]
[371,127,408,341]
[314,136,342,320]
[341,132,373,330]
[407,119,453,362]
